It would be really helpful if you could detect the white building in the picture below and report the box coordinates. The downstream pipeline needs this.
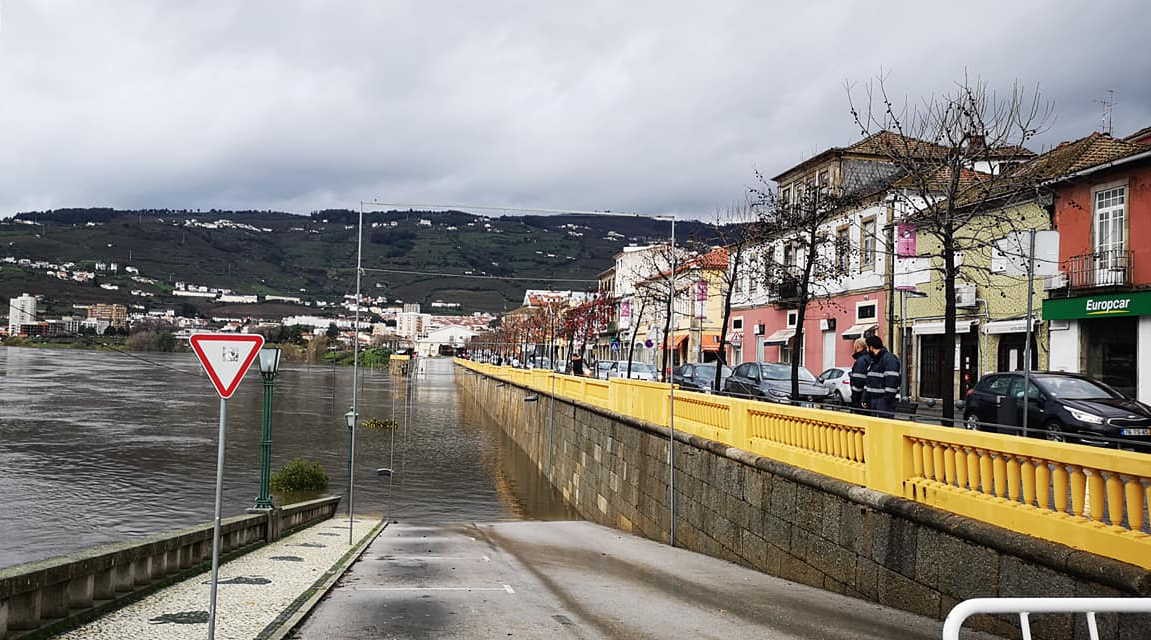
[8,293,37,335]
[397,311,431,339]
[417,325,477,356]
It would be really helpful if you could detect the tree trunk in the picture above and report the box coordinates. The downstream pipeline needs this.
[941,227,957,422]
[626,299,647,378]
[715,251,740,393]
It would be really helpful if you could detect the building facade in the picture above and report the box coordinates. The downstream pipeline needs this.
[1043,133,1151,401]
[8,293,37,336]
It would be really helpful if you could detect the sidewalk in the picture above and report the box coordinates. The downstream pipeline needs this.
[57,515,383,640]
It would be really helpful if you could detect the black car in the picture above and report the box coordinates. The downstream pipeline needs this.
[723,362,831,403]
[963,371,1151,450]
[672,363,732,393]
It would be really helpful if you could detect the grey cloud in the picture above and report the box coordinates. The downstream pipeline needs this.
[0,0,1147,218]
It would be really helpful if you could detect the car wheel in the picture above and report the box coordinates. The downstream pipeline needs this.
[1044,420,1066,443]
[833,390,845,404]
[963,413,980,431]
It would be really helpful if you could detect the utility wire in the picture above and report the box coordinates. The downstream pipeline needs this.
[357,266,597,284]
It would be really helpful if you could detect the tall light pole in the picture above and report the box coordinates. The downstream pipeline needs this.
[348,203,364,545]
[253,346,282,509]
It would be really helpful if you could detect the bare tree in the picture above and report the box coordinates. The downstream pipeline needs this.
[709,201,763,392]
[848,74,1053,420]
[751,175,858,400]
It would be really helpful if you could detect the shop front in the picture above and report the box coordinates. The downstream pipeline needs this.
[1044,291,1151,402]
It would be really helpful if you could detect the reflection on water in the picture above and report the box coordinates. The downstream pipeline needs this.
[0,349,572,569]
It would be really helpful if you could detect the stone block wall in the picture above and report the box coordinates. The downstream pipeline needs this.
[458,368,1151,640]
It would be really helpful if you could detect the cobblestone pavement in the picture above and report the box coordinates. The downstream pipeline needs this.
[58,515,381,640]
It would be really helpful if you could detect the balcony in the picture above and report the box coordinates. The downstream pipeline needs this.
[1063,249,1132,291]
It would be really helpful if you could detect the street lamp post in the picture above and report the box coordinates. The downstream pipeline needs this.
[254,346,282,510]
[344,406,358,544]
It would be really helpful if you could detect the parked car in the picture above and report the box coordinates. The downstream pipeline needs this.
[963,371,1151,450]
[672,363,732,393]
[723,362,832,403]
[596,360,657,381]
[816,366,855,403]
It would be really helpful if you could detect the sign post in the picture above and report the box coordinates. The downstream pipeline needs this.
[189,333,265,640]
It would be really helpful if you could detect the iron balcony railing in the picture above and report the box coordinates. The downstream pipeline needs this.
[1064,248,1132,290]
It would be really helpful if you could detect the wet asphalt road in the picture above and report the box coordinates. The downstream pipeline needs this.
[290,521,986,639]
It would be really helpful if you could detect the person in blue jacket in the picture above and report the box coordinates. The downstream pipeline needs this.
[864,335,901,419]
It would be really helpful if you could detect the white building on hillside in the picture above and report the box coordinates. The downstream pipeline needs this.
[417,325,477,356]
[8,293,37,335]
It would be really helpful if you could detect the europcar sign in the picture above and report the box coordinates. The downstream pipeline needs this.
[1043,291,1151,321]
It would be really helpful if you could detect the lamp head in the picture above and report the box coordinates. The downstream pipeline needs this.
[344,407,358,429]
[258,346,282,378]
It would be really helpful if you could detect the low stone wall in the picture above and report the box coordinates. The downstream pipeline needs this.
[458,368,1151,640]
[0,496,341,640]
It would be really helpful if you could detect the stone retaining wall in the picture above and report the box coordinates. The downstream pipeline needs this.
[0,496,341,640]
[458,367,1151,640]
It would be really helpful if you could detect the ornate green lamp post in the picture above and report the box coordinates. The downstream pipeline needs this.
[254,346,282,509]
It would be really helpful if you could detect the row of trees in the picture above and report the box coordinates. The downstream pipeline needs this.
[699,75,1054,418]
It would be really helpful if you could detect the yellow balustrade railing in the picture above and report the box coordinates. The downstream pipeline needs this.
[454,358,1151,569]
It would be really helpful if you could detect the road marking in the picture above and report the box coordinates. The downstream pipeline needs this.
[504,584,515,594]
[378,555,492,562]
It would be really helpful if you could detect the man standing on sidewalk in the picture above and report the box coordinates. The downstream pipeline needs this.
[864,335,901,419]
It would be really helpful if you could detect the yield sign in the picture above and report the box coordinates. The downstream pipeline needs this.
[190,333,265,399]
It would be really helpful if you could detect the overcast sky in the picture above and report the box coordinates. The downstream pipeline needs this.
[0,1,1147,218]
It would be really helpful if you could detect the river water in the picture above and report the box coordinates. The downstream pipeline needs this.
[0,348,573,569]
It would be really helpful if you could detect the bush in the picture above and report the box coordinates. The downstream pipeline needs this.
[270,458,329,493]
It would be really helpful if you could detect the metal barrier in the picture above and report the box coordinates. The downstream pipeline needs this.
[942,597,1151,640]
[456,358,1151,570]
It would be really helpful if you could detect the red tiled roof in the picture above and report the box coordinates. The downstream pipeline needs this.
[1012,132,1149,180]
[1125,125,1151,145]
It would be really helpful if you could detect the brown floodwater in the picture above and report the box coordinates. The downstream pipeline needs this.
[0,349,573,569]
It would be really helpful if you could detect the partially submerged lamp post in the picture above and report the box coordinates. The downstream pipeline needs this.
[345,406,358,544]
[254,346,282,510]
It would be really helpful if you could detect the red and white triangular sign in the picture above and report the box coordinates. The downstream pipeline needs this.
[189,333,265,399]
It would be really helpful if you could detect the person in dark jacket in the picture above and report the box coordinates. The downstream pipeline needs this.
[570,353,585,377]
[849,338,872,412]
[864,335,902,419]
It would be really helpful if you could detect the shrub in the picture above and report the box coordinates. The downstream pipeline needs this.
[270,458,329,493]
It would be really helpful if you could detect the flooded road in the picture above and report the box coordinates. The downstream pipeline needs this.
[0,349,572,569]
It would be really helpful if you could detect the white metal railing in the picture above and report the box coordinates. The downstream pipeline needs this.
[943,598,1151,640]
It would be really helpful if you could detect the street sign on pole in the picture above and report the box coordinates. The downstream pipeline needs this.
[189,332,263,640]
[190,334,265,399]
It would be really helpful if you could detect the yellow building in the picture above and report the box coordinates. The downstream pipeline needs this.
[898,200,1050,403]
[631,247,729,369]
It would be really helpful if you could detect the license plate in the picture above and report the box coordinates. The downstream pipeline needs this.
[1121,428,1151,436]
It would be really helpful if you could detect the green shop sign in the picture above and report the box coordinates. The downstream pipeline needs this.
[1043,290,1151,321]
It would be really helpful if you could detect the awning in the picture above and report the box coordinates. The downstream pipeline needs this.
[660,334,688,350]
[701,332,722,352]
[840,323,877,340]
[912,319,978,335]
[762,328,795,345]
[982,318,1039,335]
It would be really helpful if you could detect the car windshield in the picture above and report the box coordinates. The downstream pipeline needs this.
[695,364,731,378]
[760,363,816,382]
[1037,376,1122,400]
[629,363,656,374]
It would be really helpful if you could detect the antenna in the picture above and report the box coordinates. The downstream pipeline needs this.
[1094,89,1116,135]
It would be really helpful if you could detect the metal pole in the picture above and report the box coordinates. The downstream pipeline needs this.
[349,204,364,545]
[254,374,274,509]
[207,397,227,640]
[666,216,677,547]
[1022,228,1037,438]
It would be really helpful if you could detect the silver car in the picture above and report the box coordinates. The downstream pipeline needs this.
[816,366,855,403]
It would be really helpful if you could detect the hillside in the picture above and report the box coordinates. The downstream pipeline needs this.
[1,208,719,316]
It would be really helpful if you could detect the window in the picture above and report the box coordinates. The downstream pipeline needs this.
[818,169,830,187]
[782,244,795,269]
[860,218,877,271]
[857,302,877,321]
[732,317,743,331]
[835,227,850,273]
[786,311,798,327]
[780,187,790,206]
[976,375,1014,397]
[1094,185,1127,256]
